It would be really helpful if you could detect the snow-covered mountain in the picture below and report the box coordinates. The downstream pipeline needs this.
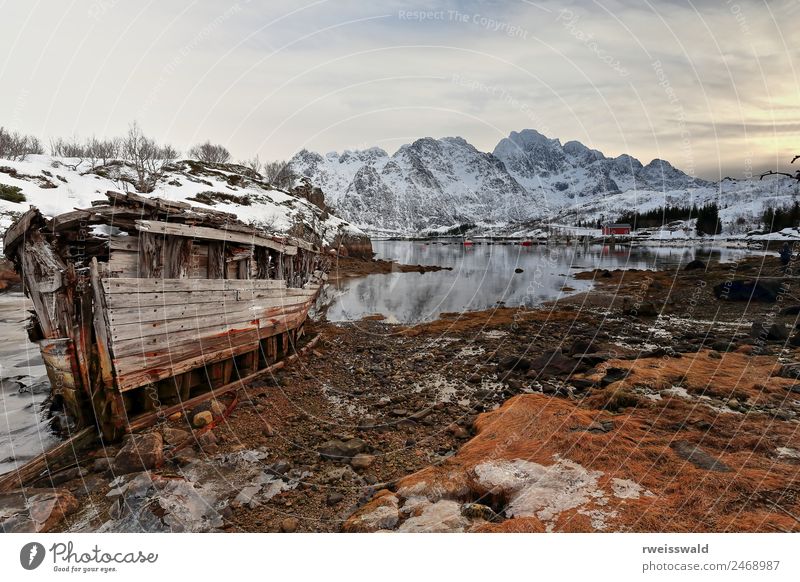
[493,129,710,208]
[288,129,797,235]
[289,137,539,233]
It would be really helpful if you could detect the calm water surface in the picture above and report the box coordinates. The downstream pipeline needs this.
[325,241,769,324]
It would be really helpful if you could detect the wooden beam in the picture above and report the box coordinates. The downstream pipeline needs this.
[0,427,96,493]
[135,219,297,255]
[90,258,116,388]
[102,277,288,294]
[2,208,42,258]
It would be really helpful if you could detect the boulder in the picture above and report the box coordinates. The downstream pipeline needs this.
[526,349,581,378]
[498,355,532,372]
[114,433,164,474]
[162,427,190,447]
[684,259,706,270]
[318,438,367,460]
[0,488,79,532]
[713,279,783,302]
[672,441,730,472]
[750,321,789,341]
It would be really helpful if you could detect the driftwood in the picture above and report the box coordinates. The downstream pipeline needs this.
[0,427,96,493]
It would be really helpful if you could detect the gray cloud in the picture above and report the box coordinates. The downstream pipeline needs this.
[0,0,796,180]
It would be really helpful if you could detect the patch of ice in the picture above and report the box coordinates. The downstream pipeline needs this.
[456,344,485,358]
[397,499,469,533]
[662,386,691,399]
[777,447,800,460]
[481,330,507,339]
[611,478,653,499]
[320,382,367,416]
[473,457,609,528]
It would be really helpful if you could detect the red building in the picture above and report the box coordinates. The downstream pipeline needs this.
[602,223,632,236]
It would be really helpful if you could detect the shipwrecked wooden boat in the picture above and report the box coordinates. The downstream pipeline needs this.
[2,191,327,441]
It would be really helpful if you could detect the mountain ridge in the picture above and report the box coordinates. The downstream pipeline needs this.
[287,129,794,235]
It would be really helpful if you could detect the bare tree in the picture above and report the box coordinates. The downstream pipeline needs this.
[0,127,44,160]
[241,155,263,176]
[121,122,179,192]
[263,159,295,188]
[91,137,121,166]
[188,140,231,164]
[761,155,800,182]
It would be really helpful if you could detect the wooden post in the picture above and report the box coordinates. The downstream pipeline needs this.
[138,232,164,278]
[208,242,225,279]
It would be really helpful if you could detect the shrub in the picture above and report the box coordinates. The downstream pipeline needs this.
[189,141,231,164]
[0,127,44,161]
[0,184,26,203]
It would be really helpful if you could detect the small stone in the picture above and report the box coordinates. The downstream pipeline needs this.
[350,453,375,470]
[92,457,114,473]
[708,350,722,360]
[197,431,217,448]
[261,423,276,437]
[193,411,213,428]
[326,492,345,506]
[162,427,190,447]
[280,517,299,533]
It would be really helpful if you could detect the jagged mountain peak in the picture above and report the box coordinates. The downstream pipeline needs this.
[287,129,716,234]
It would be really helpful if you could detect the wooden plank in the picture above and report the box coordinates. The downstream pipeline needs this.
[114,314,306,391]
[102,277,288,294]
[111,311,302,358]
[108,297,309,330]
[108,250,139,277]
[104,286,313,309]
[135,219,297,255]
[109,235,139,251]
[109,305,308,347]
[125,334,320,433]
[106,190,191,213]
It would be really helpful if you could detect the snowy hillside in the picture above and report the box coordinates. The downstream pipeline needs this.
[288,128,797,236]
[556,177,800,233]
[0,155,366,251]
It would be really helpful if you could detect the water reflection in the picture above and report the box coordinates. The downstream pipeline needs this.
[325,241,768,324]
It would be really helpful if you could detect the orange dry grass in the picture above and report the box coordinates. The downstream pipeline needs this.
[361,372,800,531]
[584,349,796,406]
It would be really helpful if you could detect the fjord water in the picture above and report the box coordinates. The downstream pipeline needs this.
[325,240,767,324]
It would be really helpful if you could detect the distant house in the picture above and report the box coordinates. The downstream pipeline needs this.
[602,223,631,236]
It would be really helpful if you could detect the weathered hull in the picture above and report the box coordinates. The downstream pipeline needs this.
[3,191,328,440]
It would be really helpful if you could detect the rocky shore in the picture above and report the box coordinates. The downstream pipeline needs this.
[2,254,800,533]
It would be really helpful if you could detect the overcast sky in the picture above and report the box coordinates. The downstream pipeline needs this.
[1,0,797,179]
